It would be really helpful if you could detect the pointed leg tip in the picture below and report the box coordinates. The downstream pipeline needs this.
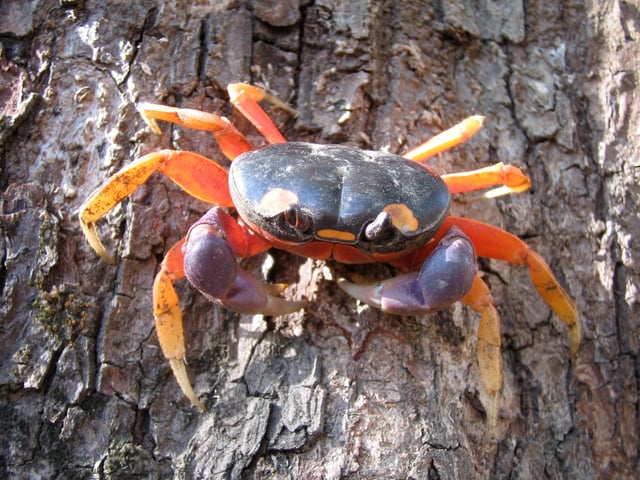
[138,107,163,134]
[92,240,116,265]
[95,241,117,264]
[102,252,117,265]
[553,299,580,357]
[169,359,206,411]
[484,391,499,430]
[569,322,581,357]
[469,115,486,126]
[462,115,485,135]
[79,218,117,264]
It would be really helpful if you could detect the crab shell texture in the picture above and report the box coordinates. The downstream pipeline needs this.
[229,142,451,256]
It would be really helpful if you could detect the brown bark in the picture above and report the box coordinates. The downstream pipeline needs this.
[1,0,638,478]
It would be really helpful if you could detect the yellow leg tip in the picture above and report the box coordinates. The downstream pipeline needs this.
[568,317,582,357]
[484,391,499,429]
[227,83,297,116]
[524,251,581,355]
[169,358,207,411]
[78,216,116,264]
[461,115,486,136]
[138,104,164,135]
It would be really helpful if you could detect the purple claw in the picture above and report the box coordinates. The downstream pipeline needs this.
[184,223,237,300]
[183,211,306,315]
[339,226,477,315]
[223,270,307,315]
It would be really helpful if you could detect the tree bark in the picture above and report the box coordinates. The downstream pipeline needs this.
[1,0,638,478]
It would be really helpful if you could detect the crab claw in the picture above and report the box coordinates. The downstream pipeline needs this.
[339,227,477,315]
[184,222,306,315]
[154,208,306,409]
[217,269,307,315]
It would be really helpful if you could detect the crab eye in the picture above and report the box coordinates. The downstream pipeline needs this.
[282,204,312,233]
[364,211,396,242]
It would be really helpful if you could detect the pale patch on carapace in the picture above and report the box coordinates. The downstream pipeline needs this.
[259,188,299,216]
[383,203,419,233]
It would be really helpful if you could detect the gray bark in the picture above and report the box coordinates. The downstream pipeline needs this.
[1,0,638,478]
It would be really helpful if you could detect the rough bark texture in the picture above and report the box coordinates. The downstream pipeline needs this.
[1,0,638,478]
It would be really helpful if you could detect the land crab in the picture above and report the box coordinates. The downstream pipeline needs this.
[79,83,579,424]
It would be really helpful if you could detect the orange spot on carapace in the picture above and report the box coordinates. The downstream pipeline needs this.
[317,229,357,242]
[383,203,419,233]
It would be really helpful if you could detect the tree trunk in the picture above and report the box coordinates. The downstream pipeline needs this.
[1,0,638,478]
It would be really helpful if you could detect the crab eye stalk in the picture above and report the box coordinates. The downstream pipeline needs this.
[364,211,396,242]
[271,204,314,242]
[283,204,312,232]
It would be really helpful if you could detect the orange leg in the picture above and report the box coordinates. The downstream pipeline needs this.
[462,274,502,427]
[226,83,295,144]
[152,238,207,410]
[441,162,531,197]
[442,216,580,355]
[401,116,530,198]
[402,116,485,162]
[79,149,232,263]
[138,103,254,160]
[140,84,294,155]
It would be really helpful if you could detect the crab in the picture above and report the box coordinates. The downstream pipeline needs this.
[79,83,579,424]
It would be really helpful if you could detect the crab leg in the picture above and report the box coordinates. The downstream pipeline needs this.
[441,163,531,197]
[461,274,502,426]
[443,216,580,355]
[155,207,306,409]
[153,238,207,410]
[138,104,254,160]
[402,116,530,198]
[402,116,485,162]
[227,83,295,144]
[140,84,294,151]
[79,150,232,263]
